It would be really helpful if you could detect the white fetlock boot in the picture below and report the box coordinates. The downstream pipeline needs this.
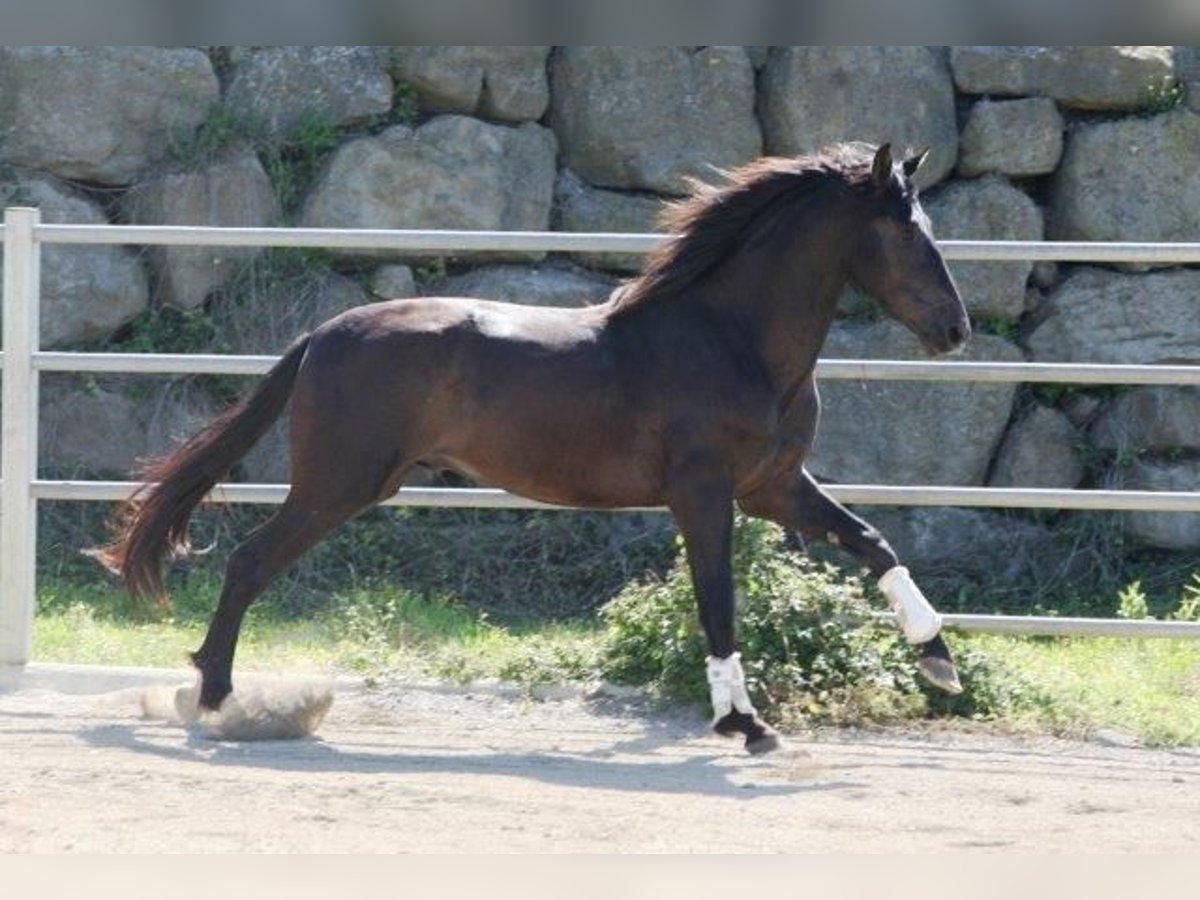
[705,652,756,724]
[879,566,962,694]
[878,565,942,644]
[706,653,782,755]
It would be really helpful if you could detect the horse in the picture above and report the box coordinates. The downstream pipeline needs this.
[95,142,971,754]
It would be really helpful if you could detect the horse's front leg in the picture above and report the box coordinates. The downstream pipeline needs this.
[667,468,782,755]
[739,467,962,695]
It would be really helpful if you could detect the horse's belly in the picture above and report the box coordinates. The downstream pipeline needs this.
[436,417,664,509]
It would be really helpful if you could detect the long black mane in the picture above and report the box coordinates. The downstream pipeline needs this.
[610,144,877,315]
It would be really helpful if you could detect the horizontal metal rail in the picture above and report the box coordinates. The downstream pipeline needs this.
[38,225,662,254]
[870,611,1200,639]
[26,351,1200,386]
[941,614,1200,639]
[940,240,1200,264]
[30,224,1200,264]
[30,481,1200,513]
[34,351,280,376]
[815,360,1200,385]
[34,481,576,509]
[827,485,1200,512]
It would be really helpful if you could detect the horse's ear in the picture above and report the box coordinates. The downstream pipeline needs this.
[871,143,894,190]
[902,148,930,180]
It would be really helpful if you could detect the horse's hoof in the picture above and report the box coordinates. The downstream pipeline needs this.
[713,710,782,754]
[198,682,233,712]
[918,655,963,695]
[745,731,783,756]
[713,709,753,738]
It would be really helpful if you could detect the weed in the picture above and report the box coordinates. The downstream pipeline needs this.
[1117,579,1151,620]
[106,305,222,355]
[359,80,421,133]
[259,108,344,214]
[600,515,1047,727]
[1140,75,1185,117]
[975,316,1019,342]
[165,103,351,218]
[167,104,266,172]
[1028,382,1130,410]
[414,257,448,285]
[1172,575,1200,621]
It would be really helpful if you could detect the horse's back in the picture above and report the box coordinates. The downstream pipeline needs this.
[293,295,666,507]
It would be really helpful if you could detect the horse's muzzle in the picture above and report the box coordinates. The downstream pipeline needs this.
[924,317,971,357]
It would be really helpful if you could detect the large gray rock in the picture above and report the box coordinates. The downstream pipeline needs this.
[925,176,1044,320]
[391,46,550,122]
[958,97,1064,177]
[123,150,281,310]
[759,46,958,188]
[548,47,760,195]
[862,507,1058,584]
[433,264,615,308]
[1049,108,1200,254]
[369,265,418,300]
[0,47,217,185]
[949,46,1176,111]
[553,169,663,274]
[1178,45,1200,113]
[809,321,1021,486]
[1027,268,1200,364]
[40,377,217,478]
[300,116,557,261]
[989,404,1085,489]
[0,176,149,347]
[1090,387,1200,453]
[1118,459,1200,549]
[225,47,394,140]
[40,380,142,477]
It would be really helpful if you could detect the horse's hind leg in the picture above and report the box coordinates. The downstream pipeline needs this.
[739,467,962,695]
[191,432,413,710]
[190,490,368,710]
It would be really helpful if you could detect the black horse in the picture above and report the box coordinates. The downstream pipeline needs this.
[97,142,971,753]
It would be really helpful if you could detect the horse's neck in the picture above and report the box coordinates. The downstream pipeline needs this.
[709,234,847,394]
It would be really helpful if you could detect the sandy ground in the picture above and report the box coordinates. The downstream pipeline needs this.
[2,666,1199,853]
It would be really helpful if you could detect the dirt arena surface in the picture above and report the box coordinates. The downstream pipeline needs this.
[2,665,1198,853]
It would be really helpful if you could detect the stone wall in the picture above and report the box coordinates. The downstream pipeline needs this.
[3,45,1199,578]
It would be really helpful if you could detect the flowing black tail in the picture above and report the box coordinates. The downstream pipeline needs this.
[93,334,312,604]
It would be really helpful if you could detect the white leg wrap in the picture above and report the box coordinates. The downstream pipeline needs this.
[879,565,942,644]
[706,652,756,721]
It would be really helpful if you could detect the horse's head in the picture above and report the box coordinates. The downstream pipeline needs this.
[847,144,970,356]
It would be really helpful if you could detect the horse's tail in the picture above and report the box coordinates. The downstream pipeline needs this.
[92,333,313,605]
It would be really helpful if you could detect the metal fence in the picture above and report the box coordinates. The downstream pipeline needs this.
[4,206,1200,665]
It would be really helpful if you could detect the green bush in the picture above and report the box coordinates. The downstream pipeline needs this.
[601,515,1056,728]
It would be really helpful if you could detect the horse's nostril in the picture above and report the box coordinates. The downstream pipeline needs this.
[947,323,965,345]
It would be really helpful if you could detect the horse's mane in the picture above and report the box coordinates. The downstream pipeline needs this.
[610,144,876,316]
